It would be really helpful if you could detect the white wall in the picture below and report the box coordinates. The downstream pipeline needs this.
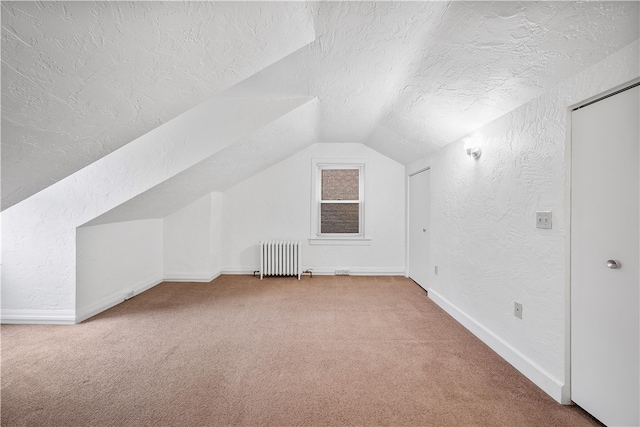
[408,39,640,403]
[209,192,224,275]
[163,192,223,281]
[0,95,313,322]
[76,219,163,322]
[222,143,405,275]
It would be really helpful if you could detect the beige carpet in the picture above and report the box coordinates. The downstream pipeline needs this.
[2,275,598,426]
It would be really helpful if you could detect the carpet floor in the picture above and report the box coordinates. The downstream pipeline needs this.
[2,275,599,426]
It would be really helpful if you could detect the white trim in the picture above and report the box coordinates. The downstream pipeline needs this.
[223,267,404,276]
[563,102,574,405]
[299,267,405,276]
[569,78,640,111]
[405,173,410,277]
[408,166,430,177]
[163,271,221,282]
[221,269,257,275]
[75,274,163,323]
[428,288,565,403]
[1,309,76,325]
[311,158,367,240]
[308,238,371,246]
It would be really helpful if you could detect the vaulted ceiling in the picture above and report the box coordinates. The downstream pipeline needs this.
[2,1,639,213]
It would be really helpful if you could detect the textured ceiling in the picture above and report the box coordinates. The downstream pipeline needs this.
[87,98,320,226]
[2,1,639,212]
[1,1,315,209]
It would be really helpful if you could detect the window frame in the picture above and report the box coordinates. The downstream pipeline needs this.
[310,159,366,242]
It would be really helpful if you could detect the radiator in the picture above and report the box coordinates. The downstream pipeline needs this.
[260,241,302,280]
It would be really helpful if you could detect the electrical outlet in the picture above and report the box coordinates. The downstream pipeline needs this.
[514,302,523,319]
[335,269,350,275]
[434,266,438,275]
[536,211,552,229]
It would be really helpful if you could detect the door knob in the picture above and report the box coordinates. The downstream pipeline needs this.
[606,260,621,269]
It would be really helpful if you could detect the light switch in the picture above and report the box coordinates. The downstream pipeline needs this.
[536,211,552,229]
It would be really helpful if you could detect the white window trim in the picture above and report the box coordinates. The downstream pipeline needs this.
[308,237,371,246]
[310,159,368,243]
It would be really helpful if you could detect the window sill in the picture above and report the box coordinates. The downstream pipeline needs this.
[308,238,371,246]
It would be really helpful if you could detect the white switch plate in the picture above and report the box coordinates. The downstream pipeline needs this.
[536,211,552,229]
[514,302,523,319]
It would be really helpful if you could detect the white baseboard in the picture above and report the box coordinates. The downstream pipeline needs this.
[75,275,164,323]
[221,269,258,275]
[1,309,76,325]
[347,266,405,276]
[304,267,406,276]
[223,267,405,276]
[427,288,564,403]
[2,271,218,325]
[163,271,221,282]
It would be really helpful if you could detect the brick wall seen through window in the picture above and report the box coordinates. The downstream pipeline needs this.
[320,169,360,234]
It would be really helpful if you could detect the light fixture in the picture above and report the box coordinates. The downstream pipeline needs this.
[466,146,482,159]
[463,134,482,160]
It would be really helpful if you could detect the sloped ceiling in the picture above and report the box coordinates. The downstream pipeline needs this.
[1,1,316,209]
[87,98,320,226]
[2,1,639,212]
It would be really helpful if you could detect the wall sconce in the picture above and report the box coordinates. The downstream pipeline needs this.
[463,134,482,160]
[466,146,482,159]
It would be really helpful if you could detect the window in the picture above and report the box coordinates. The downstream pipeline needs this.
[311,160,366,242]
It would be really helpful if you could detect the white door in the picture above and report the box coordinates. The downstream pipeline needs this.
[571,84,639,426]
[409,169,430,290]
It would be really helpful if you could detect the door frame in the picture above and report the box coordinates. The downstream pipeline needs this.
[564,77,640,405]
[406,165,431,281]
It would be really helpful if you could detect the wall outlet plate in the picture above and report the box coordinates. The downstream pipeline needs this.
[514,302,523,319]
[335,269,350,275]
[536,211,552,229]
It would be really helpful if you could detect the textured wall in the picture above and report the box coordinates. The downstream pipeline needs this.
[412,39,639,402]
[222,143,405,274]
[1,96,312,316]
